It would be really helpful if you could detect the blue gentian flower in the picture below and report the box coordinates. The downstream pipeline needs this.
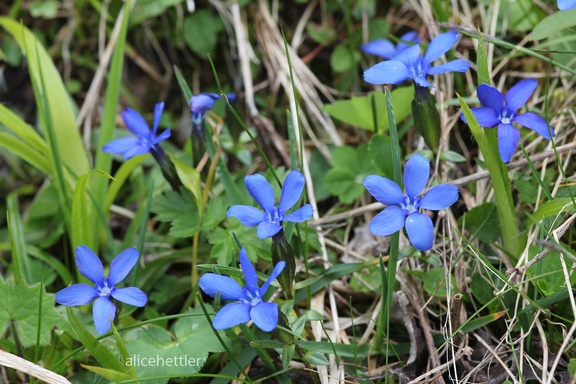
[55,246,147,334]
[361,31,421,59]
[558,0,576,10]
[199,248,285,332]
[363,154,458,251]
[227,170,313,239]
[189,92,236,135]
[102,102,171,160]
[461,79,556,163]
[363,30,470,88]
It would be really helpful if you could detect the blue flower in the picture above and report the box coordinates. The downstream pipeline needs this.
[461,79,556,162]
[558,0,576,10]
[55,246,147,334]
[361,31,421,59]
[363,30,470,88]
[189,92,236,134]
[103,102,171,160]
[363,154,458,251]
[199,248,285,332]
[227,170,313,239]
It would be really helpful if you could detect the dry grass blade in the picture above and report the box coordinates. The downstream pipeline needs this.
[0,349,71,384]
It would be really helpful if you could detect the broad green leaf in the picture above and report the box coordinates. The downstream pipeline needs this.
[568,358,576,378]
[170,154,202,208]
[207,222,271,265]
[150,189,200,238]
[71,170,113,251]
[325,143,378,203]
[306,23,336,44]
[368,133,395,179]
[130,0,184,25]
[0,132,50,174]
[475,30,490,85]
[422,268,460,298]
[526,246,576,296]
[0,103,47,154]
[458,202,501,243]
[183,10,224,57]
[302,350,329,366]
[330,44,358,72]
[531,8,576,40]
[124,306,229,384]
[0,18,89,178]
[66,306,126,373]
[439,150,466,163]
[0,276,60,347]
[323,87,413,131]
[532,198,576,221]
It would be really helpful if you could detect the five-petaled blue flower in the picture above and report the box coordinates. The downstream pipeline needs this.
[227,170,313,239]
[363,30,470,88]
[558,0,576,10]
[460,78,556,163]
[103,102,171,160]
[55,246,147,334]
[361,31,421,60]
[199,248,285,332]
[363,154,459,251]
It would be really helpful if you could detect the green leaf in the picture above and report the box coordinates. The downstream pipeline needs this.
[282,344,295,371]
[66,306,126,372]
[104,156,145,214]
[124,306,229,384]
[208,222,271,265]
[0,18,89,178]
[130,0,184,25]
[151,189,200,238]
[306,23,336,45]
[325,144,378,203]
[368,133,394,179]
[531,8,576,40]
[0,276,60,347]
[323,88,413,131]
[183,10,223,57]
[458,202,501,243]
[170,154,202,208]
[81,365,134,382]
[568,358,576,378]
[475,29,490,85]
[460,311,506,333]
[330,44,358,72]
[527,246,576,296]
[6,193,31,283]
[302,350,329,366]
[439,150,466,163]
[422,268,460,298]
[71,170,113,250]
[532,198,576,221]
[0,132,50,174]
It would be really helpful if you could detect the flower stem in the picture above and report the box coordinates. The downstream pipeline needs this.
[412,84,440,153]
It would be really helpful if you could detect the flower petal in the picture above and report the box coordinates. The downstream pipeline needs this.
[189,93,218,113]
[414,76,434,88]
[76,245,104,286]
[369,206,407,236]
[461,107,500,127]
[93,297,117,334]
[108,248,139,285]
[363,60,411,85]
[245,174,275,212]
[152,102,164,134]
[102,137,140,156]
[250,302,279,332]
[260,261,286,296]
[111,287,147,307]
[396,31,421,51]
[363,175,404,206]
[361,39,397,59]
[420,184,459,210]
[122,108,150,137]
[427,59,470,75]
[240,248,258,291]
[394,44,421,66]
[505,78,537,111]
[55,284,98,306]
[227,205,265,226]
[283,204,313,223]
[558,0,576,10]
[477,84,505,114]
[405,212,434,251]
[212,302,251,330]
[153,129,171,145]
[513,113,556,139]
[404,153,430,198]
[199,274,245,300]
[122,144,151,160]
[257,221,282,239]
[279,170,305,212]
[424,30,459,62]
[497,123,521,163]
